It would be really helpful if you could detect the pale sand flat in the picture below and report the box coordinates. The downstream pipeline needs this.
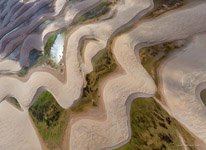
[159,33,206,143]
[1,0,206,149]
[0,101,41,150]
[70,1,206,149]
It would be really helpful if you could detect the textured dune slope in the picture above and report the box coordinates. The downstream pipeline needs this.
[160,33,206,143]
[1,0,206,149]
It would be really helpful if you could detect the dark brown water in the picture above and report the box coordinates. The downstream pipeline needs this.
[200,89,206,106]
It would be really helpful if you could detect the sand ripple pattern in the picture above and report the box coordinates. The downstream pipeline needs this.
[1,0,206,149]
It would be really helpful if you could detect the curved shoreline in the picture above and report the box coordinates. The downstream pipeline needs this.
[158,33,206,145]
[70,1,206,149]
[2,0,206,149]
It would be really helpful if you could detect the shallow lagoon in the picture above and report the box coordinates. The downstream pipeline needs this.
[50,33,65,64]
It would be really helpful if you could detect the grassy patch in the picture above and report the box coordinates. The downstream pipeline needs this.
[29,91,70,149]
[28,1,190,149]
[71,49,117,112]
[17,67,29,77]
[73,1,113,24]
[139,41,186,101]
[34,32,63,69]
[117,97,195,150]
[36,33,58,67]
[16,33,59,77]
[44,33,58,56]
[7,97,22,110]
[140,41,185,84]
[146,0,186,18]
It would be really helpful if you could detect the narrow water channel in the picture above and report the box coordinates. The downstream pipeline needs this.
[200,89,206,106]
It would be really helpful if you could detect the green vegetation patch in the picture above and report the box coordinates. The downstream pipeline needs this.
[29,91,69,149]
[71,49,117,112]
[17,67,29,77]
[73,0,116,24]
[16,33,59,77]
[140,41,185,84]
[7,97,22,110]
[35,33,58,67]
[117,97,195,150]
[44,33,58,56]
[146,0,186,18]
[200,89,206,106]
[35,32,63,69]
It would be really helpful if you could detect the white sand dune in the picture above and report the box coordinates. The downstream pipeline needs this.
[80,0,153,74]
[159,33,206,143]
[69,0,156,149]
[1,0,206,149]
[0,101,41,150]
[0,0,102,149]
[0,59,21,72]
[70,1,206,149]
[0,0,101,109]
